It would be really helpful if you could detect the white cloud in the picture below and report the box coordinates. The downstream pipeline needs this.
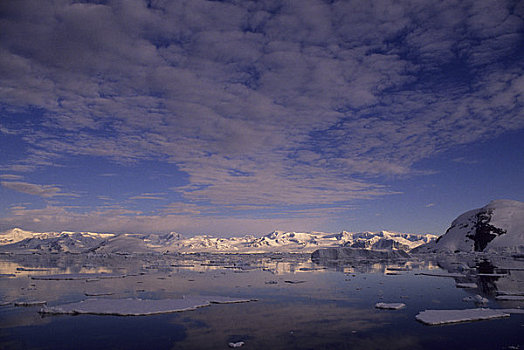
[0,204,328,236]
[0,0,522,233]
[1,181,77,198]
[0,174,23,180]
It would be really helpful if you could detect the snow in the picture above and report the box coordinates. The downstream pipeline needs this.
[40,296,254,316]
[456,283,477,288]
[415,308,510,325]
[418,200,524,254]
[375,302,406,310]
[0,228,436,254]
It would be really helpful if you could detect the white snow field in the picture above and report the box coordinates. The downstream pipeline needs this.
[40,296,254,316]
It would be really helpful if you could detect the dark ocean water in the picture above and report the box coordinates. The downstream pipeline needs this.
[0,253,522,349]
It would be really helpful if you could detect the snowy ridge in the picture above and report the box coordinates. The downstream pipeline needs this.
[414,200,524,254]
[0,228,436,254]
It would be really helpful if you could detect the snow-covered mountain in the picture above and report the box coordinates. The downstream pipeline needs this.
[414,200,524,254]
[0,228,436,254]
[0,228,115,254]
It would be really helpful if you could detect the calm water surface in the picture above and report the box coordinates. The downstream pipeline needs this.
[0,253,522,349]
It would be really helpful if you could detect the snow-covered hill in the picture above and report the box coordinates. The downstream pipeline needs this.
[414,200,524,254]
[0,228,436,254]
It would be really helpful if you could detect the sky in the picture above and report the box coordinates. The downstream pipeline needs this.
[0,0,523,237]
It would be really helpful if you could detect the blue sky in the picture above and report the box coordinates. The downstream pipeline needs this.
[0,0,523,236]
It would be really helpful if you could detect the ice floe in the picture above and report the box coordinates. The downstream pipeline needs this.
[228,341,245,348]
[14,301,47,307]
[495,295,524,301]
[40,296,254,316]
[415,308,510,325]
[375,302,406,310]
[497,291,524,296]
[462,295,488,305]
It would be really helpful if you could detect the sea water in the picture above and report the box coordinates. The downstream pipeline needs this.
[0,253,522,349]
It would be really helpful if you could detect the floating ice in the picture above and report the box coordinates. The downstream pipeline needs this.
[415,308,510,325]
[462,295,488,305]
[375,302,406,310]
[500,308,524,314]
[40,296,254,316]
[31,273,125,280]
[496,295,524,301]
[14,301,47,306]
[456,283,477,288]
[416,272,466,278]
[497,291,524,296]
[228,341,245,348]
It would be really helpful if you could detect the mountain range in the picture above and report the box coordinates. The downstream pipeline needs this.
[0,228,436,254]
[1,199,521,255]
